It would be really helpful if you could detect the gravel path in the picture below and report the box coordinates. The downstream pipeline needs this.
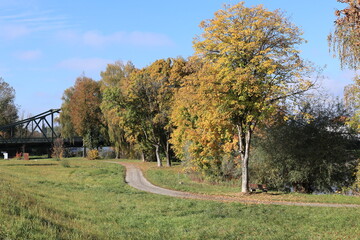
[108,161,360,208]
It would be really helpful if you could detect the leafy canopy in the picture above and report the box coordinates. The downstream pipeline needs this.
[172,2,315,190]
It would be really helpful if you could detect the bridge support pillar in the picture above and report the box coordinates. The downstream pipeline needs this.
[48,148,52,158]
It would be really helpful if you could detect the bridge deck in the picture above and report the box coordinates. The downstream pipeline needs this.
[0,137,83,145]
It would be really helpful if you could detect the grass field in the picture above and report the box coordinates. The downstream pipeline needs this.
[143,162,360,205]
[0,158,359,239]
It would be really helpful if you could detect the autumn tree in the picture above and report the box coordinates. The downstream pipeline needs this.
[329,0,360,69]
[171,58,240,179]
[172,3,315,192]
[126,58,187,167]
[330,0,360,132]
[60,76,106,150]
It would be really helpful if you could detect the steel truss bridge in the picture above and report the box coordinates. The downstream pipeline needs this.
[0,109,83,156]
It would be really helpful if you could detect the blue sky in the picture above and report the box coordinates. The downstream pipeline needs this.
[0,0,353,115]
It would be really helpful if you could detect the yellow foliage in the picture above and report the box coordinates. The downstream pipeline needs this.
[171,2,315,179]
[87,149,99,160]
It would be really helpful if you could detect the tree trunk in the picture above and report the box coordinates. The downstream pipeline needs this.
[237,124,252,193]
[241,153,249,193]
[83,146,87,158]
[155,144,162,167]
[141,151,146,162]
[165,140,171,167]
[114,145,120,159]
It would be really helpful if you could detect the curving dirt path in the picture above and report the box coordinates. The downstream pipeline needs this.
[108,161,360,208]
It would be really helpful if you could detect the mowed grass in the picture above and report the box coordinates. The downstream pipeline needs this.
[0,159,359,239]
[143,162,360,205]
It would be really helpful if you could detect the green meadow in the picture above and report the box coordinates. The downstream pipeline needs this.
[0,158,359,240]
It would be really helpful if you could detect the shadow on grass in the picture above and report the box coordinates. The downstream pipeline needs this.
[2,163,58,167]
[248,191,287,196]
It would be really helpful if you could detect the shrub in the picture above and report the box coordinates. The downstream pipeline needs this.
[52,138,64,161]
[87,149,99,160]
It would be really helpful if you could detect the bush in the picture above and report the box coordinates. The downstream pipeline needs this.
[249,100,359,193]
[87,149,99,160]
[52,138,64,160]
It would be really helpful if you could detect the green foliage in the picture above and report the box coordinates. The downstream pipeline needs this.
[0,78,18,137]
[126,58,189,166]
[59,87,76,140]
[100,61,136,158]
[344,78,360,132]
[100,58,190,166]
[250,98,359,193]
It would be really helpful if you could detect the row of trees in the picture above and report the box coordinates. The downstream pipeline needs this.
[60,58,190,167]
[60,2,360,193]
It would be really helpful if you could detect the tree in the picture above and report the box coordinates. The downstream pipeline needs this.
[100,61,136,158]
[329,0,360,69]
[171,58,240,180]
[59,87,76,139]
[60,76,105,150]
[0,78,18,137]
[250,98,359,193]
[173,3,315,192]
[344,80,360,130]
[126,58,187,167]
[330,0,360,131]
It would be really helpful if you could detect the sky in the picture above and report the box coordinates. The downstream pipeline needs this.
[0,0,354,116]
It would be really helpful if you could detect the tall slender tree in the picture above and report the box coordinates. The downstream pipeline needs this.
[59,87,75,140]
[100,61,135,158]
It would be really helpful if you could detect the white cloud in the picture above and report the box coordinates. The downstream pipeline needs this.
[14,50,42,61]
[0,9,71,40]
[0,24,31,39]
[57,30,175,47]
[127,31,174,47]
[57,58,111,73]
[321,70,358,96]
